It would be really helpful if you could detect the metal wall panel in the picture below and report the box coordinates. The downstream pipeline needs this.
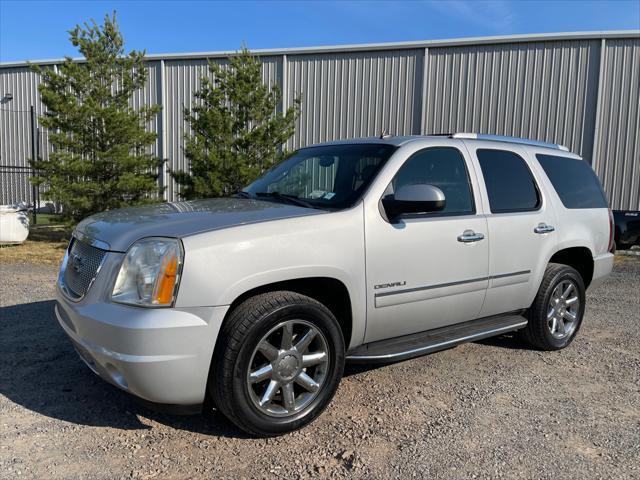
[130,60,161,157]
[0,66,52,205]
[423,40,601,163]
[593,38,640,210]
[285,49,423,150]
[0,66,50,167]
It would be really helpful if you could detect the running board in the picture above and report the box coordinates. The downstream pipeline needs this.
[346,314,528,364]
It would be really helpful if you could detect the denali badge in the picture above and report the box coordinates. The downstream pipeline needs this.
[374,281,407,290]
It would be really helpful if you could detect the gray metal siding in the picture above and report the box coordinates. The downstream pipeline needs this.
[423,40,601,163]
[285,50,423,150]
[1,32,638,208]
[0,66,51,205]
[130,60,161,158]
[0,66,51,167]
[593,38,640,210]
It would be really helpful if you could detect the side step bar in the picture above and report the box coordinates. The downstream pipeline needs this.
[346,314,528,364]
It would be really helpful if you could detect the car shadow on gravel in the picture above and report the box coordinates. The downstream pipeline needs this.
[475,332,532,350]
[0,300,248,438]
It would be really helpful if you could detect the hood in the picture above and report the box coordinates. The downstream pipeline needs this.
[75,197,324,252]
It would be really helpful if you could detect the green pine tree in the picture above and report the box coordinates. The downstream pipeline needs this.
[31,13,162,223]
[172,47,301,199]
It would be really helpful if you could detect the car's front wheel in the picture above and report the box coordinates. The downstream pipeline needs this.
[209,291,345,436]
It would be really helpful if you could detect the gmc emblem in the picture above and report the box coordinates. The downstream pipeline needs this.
[71,253,85,274]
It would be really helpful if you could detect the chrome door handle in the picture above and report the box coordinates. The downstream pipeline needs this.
[457,230,485,243]
[534,223,555,234]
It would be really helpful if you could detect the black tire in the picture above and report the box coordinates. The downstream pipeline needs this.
[520,263,586,351]
[209,291,345,437]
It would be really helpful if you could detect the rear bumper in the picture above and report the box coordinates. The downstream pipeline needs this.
[55,289,228,406]
[590,252,614,290]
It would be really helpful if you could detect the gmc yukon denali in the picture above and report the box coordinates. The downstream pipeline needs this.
[55,133,614,436]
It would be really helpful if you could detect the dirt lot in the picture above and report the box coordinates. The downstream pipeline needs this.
[1,256,639,479]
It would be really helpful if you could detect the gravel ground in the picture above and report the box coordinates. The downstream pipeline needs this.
[1,257,639,479]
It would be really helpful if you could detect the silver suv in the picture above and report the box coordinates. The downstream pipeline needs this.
[55,133,614,436]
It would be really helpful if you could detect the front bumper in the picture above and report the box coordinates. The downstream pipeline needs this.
[55,287,228,406]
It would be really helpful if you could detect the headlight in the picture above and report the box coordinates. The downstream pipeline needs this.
[112,237,183,307]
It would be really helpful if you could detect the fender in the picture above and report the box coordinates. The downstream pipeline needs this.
[528,240,595,304]
[176,207,368,349]
[218,266,365,350]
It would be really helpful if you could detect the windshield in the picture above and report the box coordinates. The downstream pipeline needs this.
[243,144,397,209]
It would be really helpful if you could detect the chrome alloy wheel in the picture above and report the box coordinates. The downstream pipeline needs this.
[247,320,330,417]
[547,280,580,339]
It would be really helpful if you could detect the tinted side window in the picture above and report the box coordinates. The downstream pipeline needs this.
[477,149,540,213]
[536,154,608,209]
[391,147,474,215]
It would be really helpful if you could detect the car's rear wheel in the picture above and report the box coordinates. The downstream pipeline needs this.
[209,291,345,436]
[521,263,586,350]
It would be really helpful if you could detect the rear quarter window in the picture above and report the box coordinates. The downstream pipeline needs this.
[536,154,608,209]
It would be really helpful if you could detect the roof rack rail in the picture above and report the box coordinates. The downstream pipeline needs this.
[451,133,570,152]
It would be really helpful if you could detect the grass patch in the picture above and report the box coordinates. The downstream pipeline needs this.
[31,213,65,225]
[0,224,70,265]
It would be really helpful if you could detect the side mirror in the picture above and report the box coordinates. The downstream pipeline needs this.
[382,184,446,221]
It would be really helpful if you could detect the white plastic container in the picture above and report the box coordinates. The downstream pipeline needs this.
[0,204,30,244]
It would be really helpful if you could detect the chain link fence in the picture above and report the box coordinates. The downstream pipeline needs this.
[0,165,38,205]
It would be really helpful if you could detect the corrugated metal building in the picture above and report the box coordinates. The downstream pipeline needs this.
[1,31,638,208]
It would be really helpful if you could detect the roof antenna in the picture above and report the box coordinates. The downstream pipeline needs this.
[379,129,391,139]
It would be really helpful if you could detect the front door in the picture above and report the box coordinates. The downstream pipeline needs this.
[363,146,489,343]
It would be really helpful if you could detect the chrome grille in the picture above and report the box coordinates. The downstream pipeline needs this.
[62,237,107,299]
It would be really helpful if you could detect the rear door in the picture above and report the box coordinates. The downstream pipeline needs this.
[467,144,559,317]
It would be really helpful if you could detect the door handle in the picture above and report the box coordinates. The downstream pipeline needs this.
[457,230,485,243]
[534,223,555,234]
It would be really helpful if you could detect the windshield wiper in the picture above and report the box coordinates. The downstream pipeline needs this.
[253,191,318,209]
[235,191,254,199]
